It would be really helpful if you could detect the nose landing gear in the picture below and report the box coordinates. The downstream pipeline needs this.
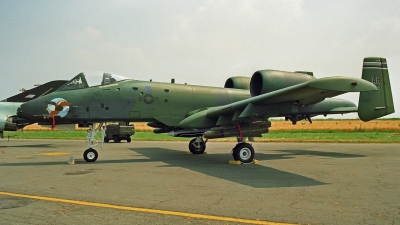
[82,123,106,162]
[83,148,98,162]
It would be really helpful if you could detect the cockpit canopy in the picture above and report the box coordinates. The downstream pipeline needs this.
[57,72,130,91]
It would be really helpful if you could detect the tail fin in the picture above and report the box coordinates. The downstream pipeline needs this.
[358,57,394,121]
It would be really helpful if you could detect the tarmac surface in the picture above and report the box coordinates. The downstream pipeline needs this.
[0,139,399,225]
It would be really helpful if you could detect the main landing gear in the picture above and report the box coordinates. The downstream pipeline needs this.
[83,123,106,162]
[187,136,255,164]
[231,123,255,163]
[232,141,255,163]
[189,136,207,154]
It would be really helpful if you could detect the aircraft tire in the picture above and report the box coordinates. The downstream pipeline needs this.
[232,145,239,161]
[83,148,98,162]
[113,136,121,143]
[232,143,254,163]
[189,138,206,154]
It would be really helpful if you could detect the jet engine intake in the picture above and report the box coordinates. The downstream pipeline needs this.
[224,76,251,90]
[250,70,316,96]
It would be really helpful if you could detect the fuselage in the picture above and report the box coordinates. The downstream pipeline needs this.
[17,78,357,128]
[17,79,251,127]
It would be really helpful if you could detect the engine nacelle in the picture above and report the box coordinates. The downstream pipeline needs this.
[250,70,315,96]
[224,76,251,90]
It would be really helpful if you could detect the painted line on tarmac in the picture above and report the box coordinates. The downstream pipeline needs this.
[0,191,296,225]
[36,152,70,156]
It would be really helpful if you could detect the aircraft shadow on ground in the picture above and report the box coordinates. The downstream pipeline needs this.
[250,149,365,162]
[0,146,365,189]
[274,150,365,159]
[129,147,364,188]
[131,147,354,189]
[121,147,329,188]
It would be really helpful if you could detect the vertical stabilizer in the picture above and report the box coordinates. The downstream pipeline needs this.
[358,57,394,121]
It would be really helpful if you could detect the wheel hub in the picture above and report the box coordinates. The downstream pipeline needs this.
[87,152,96,160]
[239,148,251,160]
[192,141,202,149]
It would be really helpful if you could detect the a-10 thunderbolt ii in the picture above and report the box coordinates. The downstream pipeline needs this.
[16,57,394,163]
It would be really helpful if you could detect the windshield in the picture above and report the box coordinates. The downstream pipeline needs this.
[58,72,130,91]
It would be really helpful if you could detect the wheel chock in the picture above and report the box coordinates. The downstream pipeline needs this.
[68,156,75,165]
[229,159,259,165]
[229,160,241,165]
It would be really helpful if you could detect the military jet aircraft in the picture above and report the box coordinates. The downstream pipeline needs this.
[16,57,394,163]
[0,80,68,138]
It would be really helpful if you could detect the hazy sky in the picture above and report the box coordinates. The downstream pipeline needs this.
[1,0,399,118]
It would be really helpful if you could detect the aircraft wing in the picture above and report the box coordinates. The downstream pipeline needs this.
[179,76,377,128]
